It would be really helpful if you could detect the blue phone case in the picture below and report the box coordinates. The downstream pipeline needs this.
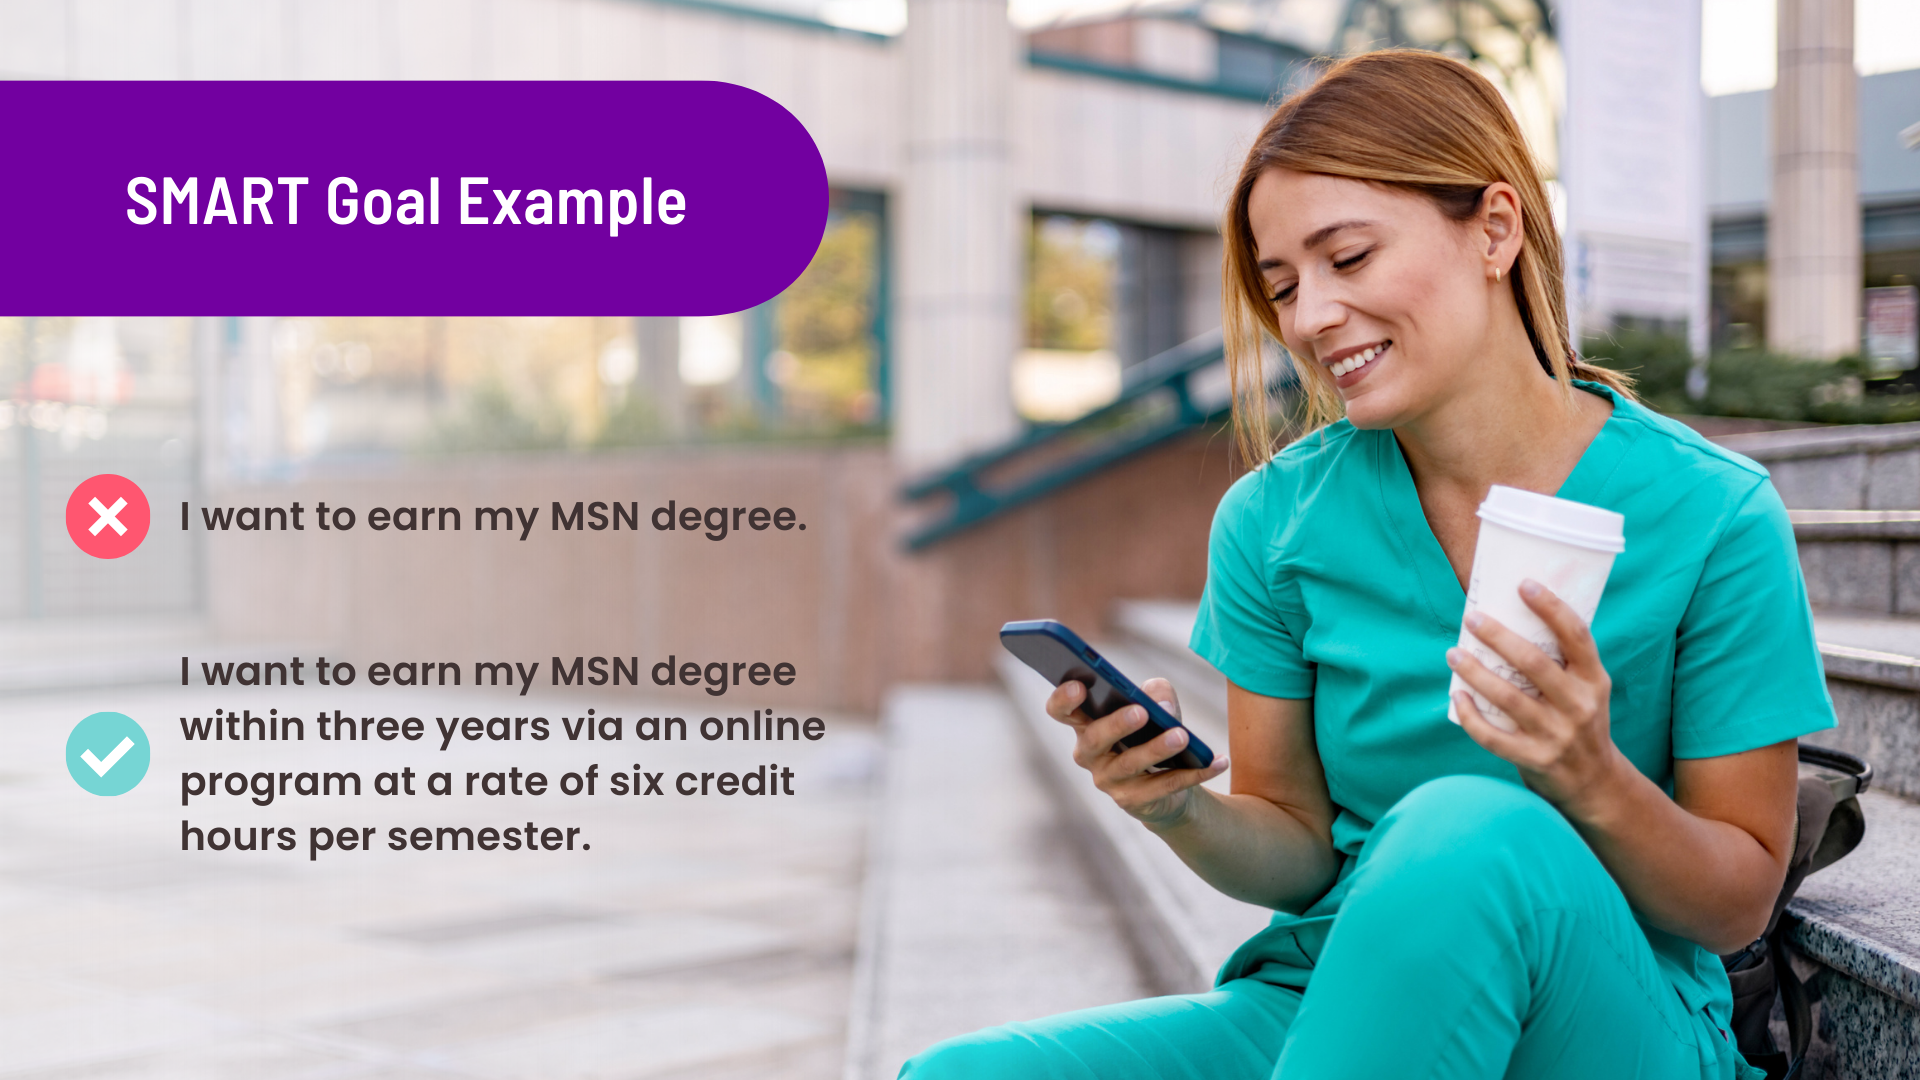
[999,619,1214,770]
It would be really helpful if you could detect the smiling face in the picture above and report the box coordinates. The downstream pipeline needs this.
[1248,168,1512,430]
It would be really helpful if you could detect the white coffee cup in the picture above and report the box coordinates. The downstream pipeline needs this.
[1447,485,1625,733]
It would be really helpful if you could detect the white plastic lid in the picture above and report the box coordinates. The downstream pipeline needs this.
[1476,485,1625,553]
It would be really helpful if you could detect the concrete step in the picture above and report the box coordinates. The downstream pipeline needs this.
[1804,609,1920,802]
[1792,511,1920,619]
[1790,789,1920,1078]
[842,685,1152,1080]
[1713,422,1920,512]
[1100,598,1920,1079]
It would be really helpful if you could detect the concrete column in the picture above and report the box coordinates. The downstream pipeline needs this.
[1768,0,1860,359]
[894,0,1022,473]
[633,316,685,438]
[191,317,226,490]
[200,317,280,482]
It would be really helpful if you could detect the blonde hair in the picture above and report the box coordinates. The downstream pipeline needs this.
[1221,49,1634,465]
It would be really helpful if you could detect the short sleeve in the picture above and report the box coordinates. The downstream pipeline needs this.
[1188,470,1315,699]
[1671,476,1836,758]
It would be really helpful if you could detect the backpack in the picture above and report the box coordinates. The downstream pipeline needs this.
[1720,744,1872,1080]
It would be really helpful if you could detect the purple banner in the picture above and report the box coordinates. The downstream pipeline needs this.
[0,81,828,315]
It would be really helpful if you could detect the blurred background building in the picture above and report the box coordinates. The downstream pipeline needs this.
[1709,66,1920,353]
[0,0,1915,698]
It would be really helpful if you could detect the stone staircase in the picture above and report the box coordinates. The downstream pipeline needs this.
[1715,423,1920,1075]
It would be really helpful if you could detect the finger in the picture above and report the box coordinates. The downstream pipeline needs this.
[1072,705,1149,769]
[1108,747,1230,811]
[1445,646,1549,735]
[1111,754,1227,810]
[1462,610,1579,707]
[1519,579,1603,676]
[1098,722,1199,783]
[1097,721,1191,782]
[1139,678,1182,721]
[1451,689,1529,761]
[1046,680,1092,726]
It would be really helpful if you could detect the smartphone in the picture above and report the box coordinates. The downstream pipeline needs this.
[999,619,1214,770]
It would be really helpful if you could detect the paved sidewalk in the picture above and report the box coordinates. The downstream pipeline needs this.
[0,682,877,1080]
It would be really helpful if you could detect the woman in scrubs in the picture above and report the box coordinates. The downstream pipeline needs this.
[901,49,1834,1080]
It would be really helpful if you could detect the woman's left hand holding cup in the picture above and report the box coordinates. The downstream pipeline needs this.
[1445,579,1631,815]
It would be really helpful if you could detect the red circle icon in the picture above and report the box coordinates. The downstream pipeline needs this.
[66,474,151,559]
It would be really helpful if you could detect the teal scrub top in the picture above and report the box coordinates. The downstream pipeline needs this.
[1188,381,1837,1077]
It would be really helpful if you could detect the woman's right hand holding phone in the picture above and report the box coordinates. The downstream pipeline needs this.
[1047,677,1231,830]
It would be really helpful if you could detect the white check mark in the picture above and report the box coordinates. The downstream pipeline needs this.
[81,737,135,777]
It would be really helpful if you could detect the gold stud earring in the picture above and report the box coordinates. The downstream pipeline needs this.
[1495,267,1503,283]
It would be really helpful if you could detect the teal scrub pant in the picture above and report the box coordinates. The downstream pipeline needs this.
[899,775,1707,1080]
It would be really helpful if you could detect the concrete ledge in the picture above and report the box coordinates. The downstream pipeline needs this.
[1809,613,1920,800]
[1794,511,1920,541]
[1789,789,1920,1078]
[1821,643,1920,693]
[1793,793,1920,1011]
[1802,974,1920,1080]
[1796,915,1920,1014]
[1708,427,1920,510]
[1717,423,1920,463]
[1815,681,1920,801]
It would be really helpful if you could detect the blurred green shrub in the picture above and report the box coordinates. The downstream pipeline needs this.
[1579,328,1694,413]
[1581,329,1920,424]
[594,390,668,447]
[426,381,567,452]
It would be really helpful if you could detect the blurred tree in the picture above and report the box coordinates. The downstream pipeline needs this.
[426,380,566,452]
[1027,215,1118,352]
[775,212,880,428]
[1580,328,1690,412]
[1336,0,1562,174]
[594,389,667,447]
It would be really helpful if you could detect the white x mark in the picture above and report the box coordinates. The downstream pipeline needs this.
[89,497,128,536]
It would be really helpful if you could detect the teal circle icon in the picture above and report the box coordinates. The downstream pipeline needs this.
[67,712,150,796]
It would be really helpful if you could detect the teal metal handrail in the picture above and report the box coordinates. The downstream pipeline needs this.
[899,331,1295,549]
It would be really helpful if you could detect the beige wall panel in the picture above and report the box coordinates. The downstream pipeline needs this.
[1017,69,1265,229]
[575,0,654,77]
[574,3,900,190]
[486,0,579,78]
[72,0,179,78]
[391,0,482,78]
[0,0,69,76]
[287,0,383,79]
[185,0,286,79]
